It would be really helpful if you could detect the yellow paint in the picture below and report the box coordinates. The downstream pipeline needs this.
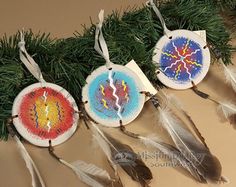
[185,59,202,67]
[102,99,109,109]
[122,80,127,91]
[175,64,182,79]
[183,39,190,55]
[100,85,105,95]
[161,52,177,59]
[35,97,59,129]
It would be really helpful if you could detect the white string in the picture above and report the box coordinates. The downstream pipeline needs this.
[94,10,113,69]
[146,0,171,36]
[18,30,46,83]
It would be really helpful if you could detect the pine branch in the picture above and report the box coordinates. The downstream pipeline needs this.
[159,0,232,64]
[0,1,234,140]
[202,0,236,10]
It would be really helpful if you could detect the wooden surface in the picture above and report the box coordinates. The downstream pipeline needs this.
[0,0,236,187]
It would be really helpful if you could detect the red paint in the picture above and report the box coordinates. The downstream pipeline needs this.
[19,87,75,140]
[102,81,130,106]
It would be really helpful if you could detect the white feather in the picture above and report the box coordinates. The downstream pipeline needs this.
[90,122,118,172]
[223,63,236,92]
[218,101,236,123]
[157,107,227,183]
[166,94,184,110]
[60,159,105,187]
[157,89,185,112]
[139,135,203,182]
[220,176,230,184]
[139,135,174,158]
[14,136,45,187]
[71,160,112,183]
[157,107,205,167]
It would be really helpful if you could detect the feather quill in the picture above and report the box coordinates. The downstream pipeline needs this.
[91,122,153,187]
[119,109,207,182]
[218,101,236,128]
[223,63,236,93]
[14,136,45,187]
[91,123,118,172]
[192,82,236,128]
[71,160,113,185]
[90,123,124,187]
[120,118,207,183]
[139,135,206,183]
[166,94,208,148]
[48,140,112,187]
[59,159,107,187]
[157,107,223,183]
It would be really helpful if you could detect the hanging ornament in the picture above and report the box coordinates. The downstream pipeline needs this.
[147,0,211,89]
[82,62,145,127]
[12,81,78,147]
[147,0,236,128]
[141,0,227,183]
[8,31,114,187]
[81,10,153,187]
[82,11,145,127]
[12,31,79,147]
[81,9,225,186]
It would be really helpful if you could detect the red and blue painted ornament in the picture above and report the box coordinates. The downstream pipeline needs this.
[148,0,210,89]
[82,65,145,127]
[82,10,145,127]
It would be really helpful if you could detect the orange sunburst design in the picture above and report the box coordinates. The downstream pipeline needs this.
[19,87,75,139]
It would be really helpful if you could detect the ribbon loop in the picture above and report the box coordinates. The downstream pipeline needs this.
[94,10,113,69]
[147,0,171,36]
[18,30,45,83]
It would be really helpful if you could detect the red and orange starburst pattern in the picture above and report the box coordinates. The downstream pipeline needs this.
[18,87,75,140]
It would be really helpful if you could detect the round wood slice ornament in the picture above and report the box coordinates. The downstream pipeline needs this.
[147,0,210,90]
[82,64,145,127]
[12,82,79,147]
[153,30,210,89]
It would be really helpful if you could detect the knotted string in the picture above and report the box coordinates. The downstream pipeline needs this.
[18,30,46,83]
[94,10,113,69]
